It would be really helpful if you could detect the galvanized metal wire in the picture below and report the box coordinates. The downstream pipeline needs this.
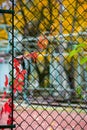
[0,0,87,130]
[13,0,87,129]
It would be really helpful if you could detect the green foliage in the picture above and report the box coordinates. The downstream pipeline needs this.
[80,57,87,65]
[69,43,87,64]
[73,43,86,49]
[75,86,83,99]
[69,43,87,99]
[69,49,79,58]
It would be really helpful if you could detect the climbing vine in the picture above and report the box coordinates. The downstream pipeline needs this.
[0,58,26,129]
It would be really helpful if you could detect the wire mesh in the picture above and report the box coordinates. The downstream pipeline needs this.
[0,0,87,130]
[13,0,87,130]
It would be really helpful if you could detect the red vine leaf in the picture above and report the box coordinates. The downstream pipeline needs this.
[21,70,27,75]
[4,102,11,113]
[7,117,12,125]
[14,79,24,93]
[14,58,20,67]
[15,66,20,73]
[2,91,7,100]
[4,75,8,87]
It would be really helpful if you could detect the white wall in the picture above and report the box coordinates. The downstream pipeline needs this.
[0,62,9,92]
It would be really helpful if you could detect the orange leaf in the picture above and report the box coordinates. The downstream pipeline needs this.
[37,35,48,50]
[28,52,38,62]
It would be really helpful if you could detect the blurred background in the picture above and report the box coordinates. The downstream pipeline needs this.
[0,0,87,101]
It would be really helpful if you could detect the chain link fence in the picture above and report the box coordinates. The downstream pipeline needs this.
[0,0,87,130]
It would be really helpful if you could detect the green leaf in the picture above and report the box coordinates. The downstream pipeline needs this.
[75,86,83,99]
[69,50,77,57]
[69,48,80,58]
[74,43,86,49]
[80,57,87,65]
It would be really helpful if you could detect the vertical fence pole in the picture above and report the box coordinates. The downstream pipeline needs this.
[11,0,14,129]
